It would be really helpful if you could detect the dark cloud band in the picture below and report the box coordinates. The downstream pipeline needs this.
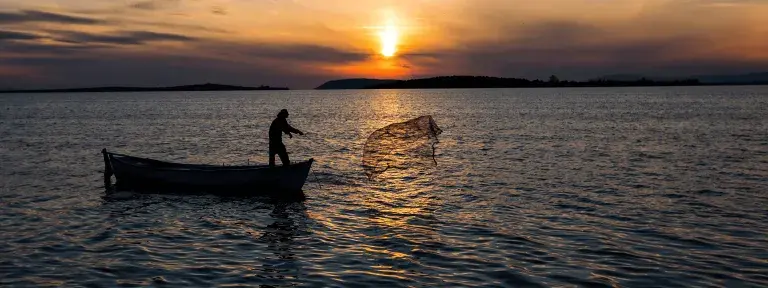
[53,30,195,45]
[0,30,44,41]
[0,10,102,25]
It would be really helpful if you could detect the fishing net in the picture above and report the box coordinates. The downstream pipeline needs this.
[363,115,443,179]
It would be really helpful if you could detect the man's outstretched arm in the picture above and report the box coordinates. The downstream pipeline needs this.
[281,119,304,136]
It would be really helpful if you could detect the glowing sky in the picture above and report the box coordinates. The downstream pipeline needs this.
[1,0,766,89]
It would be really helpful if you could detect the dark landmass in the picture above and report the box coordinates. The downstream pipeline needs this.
[596,72,768,84]
[596,74,663,82]
[363,76,703,89]
[695,72,768,84]
[0,83,289,94]
[315,78,398,89]
[314,72,768,90]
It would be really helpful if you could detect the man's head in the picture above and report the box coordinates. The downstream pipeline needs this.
[278,109,289,118]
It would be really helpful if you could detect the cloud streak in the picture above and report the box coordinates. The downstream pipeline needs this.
[0,30,43,41]
[53,30,195,45]
[0,10,103,25]
[129,0,181,11]
[201,42,370,64]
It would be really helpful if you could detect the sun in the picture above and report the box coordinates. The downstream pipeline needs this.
[379,21,399,57]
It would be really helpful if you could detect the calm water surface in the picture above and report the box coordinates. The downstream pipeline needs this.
[1,87,767,287]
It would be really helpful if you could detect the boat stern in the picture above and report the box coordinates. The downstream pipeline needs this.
[275,158,314,192]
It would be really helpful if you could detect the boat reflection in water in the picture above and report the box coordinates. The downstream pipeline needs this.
[98,187,312,286]
[256,201,310,282]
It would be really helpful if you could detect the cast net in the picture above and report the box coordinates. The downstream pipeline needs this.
[363,115,443,179]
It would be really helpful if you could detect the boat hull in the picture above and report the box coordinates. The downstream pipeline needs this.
[103,150,313,197]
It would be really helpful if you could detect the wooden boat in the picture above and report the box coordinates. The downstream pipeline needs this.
[102,149,313,197]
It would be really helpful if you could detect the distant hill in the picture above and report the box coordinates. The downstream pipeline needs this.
[0,83,289,94]
[595,72,768,84]
[368,76,535,89]
[363,75,700,89]
[595,74,653,82]
[593,74,683,82]
[695,72,768,84]
[319,72,768,90]
[315,78,398,90]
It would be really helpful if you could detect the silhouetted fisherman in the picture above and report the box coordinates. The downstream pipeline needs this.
[269,109,303,167]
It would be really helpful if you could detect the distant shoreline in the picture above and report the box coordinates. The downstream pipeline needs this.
[3,76,767,94]
[0,83,289,94]
[361,76,768,90]
[365,82,768,89]
[316,74,768,90]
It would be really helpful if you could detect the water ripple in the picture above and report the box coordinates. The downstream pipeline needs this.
[1,87,767,287]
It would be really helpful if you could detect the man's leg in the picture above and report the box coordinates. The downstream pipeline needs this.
[269,149,277,168]
[278,144,291,166]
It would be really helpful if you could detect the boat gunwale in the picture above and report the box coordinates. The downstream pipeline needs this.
[106,152,313,173]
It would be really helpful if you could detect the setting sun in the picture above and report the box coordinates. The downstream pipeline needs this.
[379,21,399,57]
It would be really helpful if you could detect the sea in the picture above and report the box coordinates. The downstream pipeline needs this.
[1,86,766,287]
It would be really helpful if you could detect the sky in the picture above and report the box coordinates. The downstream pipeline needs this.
[0,0,767,89]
